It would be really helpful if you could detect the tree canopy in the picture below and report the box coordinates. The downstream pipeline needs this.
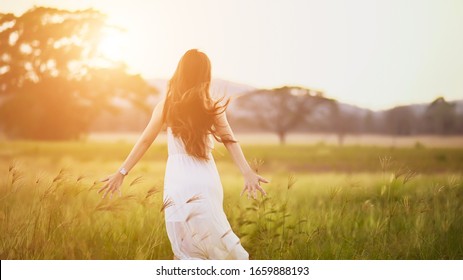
[231,86,333,144]
[0,7,156,140]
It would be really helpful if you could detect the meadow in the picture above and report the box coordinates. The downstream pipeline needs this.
[0,138,462,259]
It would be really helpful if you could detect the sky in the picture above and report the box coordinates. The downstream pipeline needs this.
[1,0,462,110]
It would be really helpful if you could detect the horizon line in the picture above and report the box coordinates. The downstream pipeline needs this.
[145,76,461,112]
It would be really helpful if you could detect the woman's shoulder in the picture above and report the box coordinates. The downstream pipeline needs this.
[148,95,167,124]
[158,95,167,107]
[154,95,167,114]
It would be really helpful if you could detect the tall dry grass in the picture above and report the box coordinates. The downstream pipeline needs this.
[0,141,462,259]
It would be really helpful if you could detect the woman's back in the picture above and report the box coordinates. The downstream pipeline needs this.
[166,126,214,157]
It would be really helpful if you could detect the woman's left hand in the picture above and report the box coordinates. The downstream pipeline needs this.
[97,172,124,199]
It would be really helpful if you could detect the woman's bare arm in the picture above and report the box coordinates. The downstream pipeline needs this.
[118,98,165,173]
[214,110,269,199]
[98,97,165,198]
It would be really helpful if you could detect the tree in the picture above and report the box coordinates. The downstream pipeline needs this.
[328,101,360,146]
[0,7,156,140]
[232,86,332,144]
[363,110,376,133]
[384,105,416,136]
[423,97,457,135]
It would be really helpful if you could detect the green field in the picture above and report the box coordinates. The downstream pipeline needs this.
[1,140,462,259]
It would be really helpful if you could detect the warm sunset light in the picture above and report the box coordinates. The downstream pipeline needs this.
[97,30,127,63]
[2,0,462,110]
[1,0,463,271]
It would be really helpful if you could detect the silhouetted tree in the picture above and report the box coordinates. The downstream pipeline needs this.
[0,7,156,140]
[328,101,363,145]
[384,105,416,136]
[232,86,332,144]
[363,110,377,133]
[423,97,457,135]
[456,113,463,134]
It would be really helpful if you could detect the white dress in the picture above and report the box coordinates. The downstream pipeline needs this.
[163,127,249,260]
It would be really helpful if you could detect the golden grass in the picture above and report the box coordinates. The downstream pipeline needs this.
[0,141,462,259]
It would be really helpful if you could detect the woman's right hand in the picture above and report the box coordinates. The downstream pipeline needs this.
[240,170,269,199]
[98,172,125,199]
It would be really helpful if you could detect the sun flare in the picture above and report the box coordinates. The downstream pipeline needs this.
[97,31,127,62]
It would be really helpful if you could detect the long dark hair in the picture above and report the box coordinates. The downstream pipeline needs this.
[162,49,236,160]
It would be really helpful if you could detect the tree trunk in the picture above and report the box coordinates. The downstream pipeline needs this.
[277,131,286,145]
[337,133,345,146]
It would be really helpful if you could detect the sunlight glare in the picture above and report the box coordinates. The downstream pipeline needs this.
[97,30,127,63]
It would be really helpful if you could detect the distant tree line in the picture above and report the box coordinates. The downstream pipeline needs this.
[327,97,463,137]
[228,88,463,145]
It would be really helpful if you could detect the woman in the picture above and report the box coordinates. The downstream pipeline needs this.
[98,49,269,260]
